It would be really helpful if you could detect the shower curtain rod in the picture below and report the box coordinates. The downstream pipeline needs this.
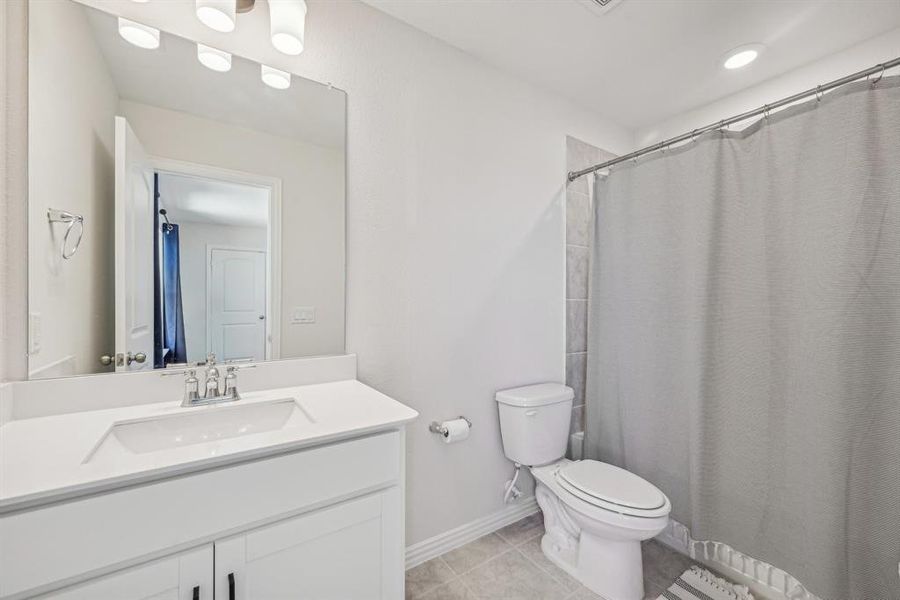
[567,56,900,182]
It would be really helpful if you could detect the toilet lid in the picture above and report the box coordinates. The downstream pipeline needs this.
[557,460,667,512]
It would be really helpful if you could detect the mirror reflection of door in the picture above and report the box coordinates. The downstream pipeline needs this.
[114,116,154,372]
[155,170,273,367]
[208,248,267,362]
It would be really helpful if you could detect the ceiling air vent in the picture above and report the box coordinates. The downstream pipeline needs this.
[577,0,625,16]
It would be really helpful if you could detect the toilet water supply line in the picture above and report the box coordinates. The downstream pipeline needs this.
[504,463,522,503]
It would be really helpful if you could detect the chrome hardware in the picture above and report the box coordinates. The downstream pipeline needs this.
[203,352,220,399]
[126,351,147,365]
[178,355,253,407]
[99,354,114,366]
[181,369,200,407]
[47,208,84,260]
[428,416,472,435]
[224,366,240,400]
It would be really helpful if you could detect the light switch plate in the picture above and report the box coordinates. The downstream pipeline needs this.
[291,306,316,324]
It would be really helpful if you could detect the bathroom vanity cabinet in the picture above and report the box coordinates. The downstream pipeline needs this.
[37,488,398,600]
[0,380,416,600]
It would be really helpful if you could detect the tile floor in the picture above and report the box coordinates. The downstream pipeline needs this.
[406,513,698,600]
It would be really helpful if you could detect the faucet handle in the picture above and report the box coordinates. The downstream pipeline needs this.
[224,365,240,400]
[182,369,200,406]
[206,352,217,366]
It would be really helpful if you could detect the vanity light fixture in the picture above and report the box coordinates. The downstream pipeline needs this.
[197,43,232,72]
[196,0,237,33]
[118,17,160,49]
[723,44,764,70]
[269,0,307,55]
[261,64,291,89]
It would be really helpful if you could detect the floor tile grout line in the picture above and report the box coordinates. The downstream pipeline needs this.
[511,544,574,594]
[456,571,483,600]
[443,543,517,579]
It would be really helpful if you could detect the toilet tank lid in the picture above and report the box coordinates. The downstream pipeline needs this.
[495,383,574,407]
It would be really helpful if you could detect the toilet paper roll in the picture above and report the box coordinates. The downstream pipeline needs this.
[441,418,470,444]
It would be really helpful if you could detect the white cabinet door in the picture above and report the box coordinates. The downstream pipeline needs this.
[215,491,403,600]
[38,545,213,600]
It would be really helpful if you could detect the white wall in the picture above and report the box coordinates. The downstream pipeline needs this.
[175,220,267,364]
[120,100,345,359]
[6,0,635,546]
[27,0,118,378]
[636,26,900,146]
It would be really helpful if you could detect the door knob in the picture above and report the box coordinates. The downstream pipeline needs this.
[126,351,147,365]
[258,315,265,320]
[99,354,114,366]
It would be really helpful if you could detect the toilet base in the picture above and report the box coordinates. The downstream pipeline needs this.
[578,533,644,600]
[540,532,644,600]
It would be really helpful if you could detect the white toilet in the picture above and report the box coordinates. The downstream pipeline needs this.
[496,383,671,600]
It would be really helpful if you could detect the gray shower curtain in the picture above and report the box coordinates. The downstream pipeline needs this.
[585,78,900,600]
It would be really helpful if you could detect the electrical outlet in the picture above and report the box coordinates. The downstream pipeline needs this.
[29,312,41,354]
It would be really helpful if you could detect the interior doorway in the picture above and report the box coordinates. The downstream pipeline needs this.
[151,159,281,366]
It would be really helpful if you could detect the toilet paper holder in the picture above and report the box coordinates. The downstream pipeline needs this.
[429,416,472,436]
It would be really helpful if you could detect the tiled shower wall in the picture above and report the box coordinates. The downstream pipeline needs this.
[565,136,615,453]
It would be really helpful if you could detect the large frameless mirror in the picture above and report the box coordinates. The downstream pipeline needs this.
[27,0,346,379]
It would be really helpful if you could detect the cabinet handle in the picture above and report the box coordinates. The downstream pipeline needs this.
[228,572,235,600]
[192,586,199,600]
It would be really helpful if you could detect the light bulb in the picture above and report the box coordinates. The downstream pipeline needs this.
[261,65,291,90]
[197,44,232,72]
[118,17,160,49]
[269,0,307,55]
[196,0,236,33]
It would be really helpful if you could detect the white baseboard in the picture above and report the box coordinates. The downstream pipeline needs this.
[656,519,821,600]
[405,497,539,570]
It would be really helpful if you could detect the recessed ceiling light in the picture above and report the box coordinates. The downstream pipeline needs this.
[196,0,237,33]
[723,44,764,70]
[261,64,291,90]
[118,17,160,49]
[197,44,232,72]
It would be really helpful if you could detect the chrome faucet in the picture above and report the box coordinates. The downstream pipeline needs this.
[180,354,243,407]
[204,353,221,399]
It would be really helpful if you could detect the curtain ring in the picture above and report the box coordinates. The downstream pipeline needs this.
[691,129,698,143]
[815,85,823,102]
[871,64,885,86]
[763,104,770,121]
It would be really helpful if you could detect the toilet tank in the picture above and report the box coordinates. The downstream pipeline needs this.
[495,383,574,467]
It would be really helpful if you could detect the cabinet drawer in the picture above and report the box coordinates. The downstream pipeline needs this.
[0,431,401,599]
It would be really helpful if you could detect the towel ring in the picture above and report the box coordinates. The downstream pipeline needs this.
[48,209,84,260]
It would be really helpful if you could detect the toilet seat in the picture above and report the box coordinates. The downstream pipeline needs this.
[554,460,670,518]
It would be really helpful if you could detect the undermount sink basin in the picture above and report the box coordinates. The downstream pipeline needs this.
[85,398,311,463]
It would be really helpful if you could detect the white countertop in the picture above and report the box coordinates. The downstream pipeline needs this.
[0,379,418,513]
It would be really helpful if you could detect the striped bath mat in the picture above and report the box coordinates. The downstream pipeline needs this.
[656,566,755,600]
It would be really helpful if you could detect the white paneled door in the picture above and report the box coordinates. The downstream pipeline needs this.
[207,247,266,362]
[114,116,155,372]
